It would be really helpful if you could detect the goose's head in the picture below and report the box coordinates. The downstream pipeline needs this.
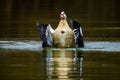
[60,11,67,20]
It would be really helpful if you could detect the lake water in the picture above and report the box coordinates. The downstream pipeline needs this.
[0,40,120,80]
[0,0,120,80]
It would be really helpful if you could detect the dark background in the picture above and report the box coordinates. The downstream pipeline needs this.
[0,0,120,39]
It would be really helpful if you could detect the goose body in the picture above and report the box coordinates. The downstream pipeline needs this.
[53,19,75,47]
[37,11,84,48]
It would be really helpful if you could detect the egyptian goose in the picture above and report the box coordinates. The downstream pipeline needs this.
[37,11,84,48]
[53,11,75,47]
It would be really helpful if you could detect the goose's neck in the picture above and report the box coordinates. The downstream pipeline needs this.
[58,19,70,28]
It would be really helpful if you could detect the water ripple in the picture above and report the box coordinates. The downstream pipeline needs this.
[0,40,120,52]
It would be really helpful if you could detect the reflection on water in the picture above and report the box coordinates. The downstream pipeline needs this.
[44,49,83,80]
[0,40,120,80]
[0,47,120,80]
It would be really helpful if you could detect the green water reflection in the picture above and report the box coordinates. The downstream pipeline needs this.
[0,49,120,80]
[45,49,83,80]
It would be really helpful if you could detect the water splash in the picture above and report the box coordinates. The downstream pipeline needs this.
[0,40,120,52]
[82,41,120,52]
[0,41,43,51]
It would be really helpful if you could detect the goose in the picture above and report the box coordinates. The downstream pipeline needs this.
[37,11,84,48]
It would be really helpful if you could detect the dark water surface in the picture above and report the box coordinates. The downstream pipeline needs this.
[0,41,120,80]
[0,0,120,80]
